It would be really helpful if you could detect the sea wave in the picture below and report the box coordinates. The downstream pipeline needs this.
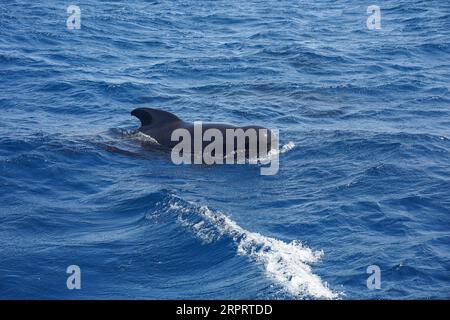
[147,193,338,299]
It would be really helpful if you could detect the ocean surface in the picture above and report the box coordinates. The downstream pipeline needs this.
[1,0,449,299]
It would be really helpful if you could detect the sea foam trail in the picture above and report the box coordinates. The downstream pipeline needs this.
[161,196,338,299]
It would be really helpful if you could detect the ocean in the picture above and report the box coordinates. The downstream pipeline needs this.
[0,0,449,299]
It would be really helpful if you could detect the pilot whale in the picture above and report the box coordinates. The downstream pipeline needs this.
[131,107,275,161]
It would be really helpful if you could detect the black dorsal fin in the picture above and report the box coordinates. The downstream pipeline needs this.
[131,108,181,127]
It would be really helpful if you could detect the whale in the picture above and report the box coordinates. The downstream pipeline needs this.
[130,107,275,161]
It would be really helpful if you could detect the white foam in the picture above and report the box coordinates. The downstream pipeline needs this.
[168,200,338,299]
[280,141,295,153]
[256,141,296,165]
[130,131,160,145]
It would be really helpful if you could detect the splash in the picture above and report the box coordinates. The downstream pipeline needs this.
[162,197,338,299]
[129,131,160,145]
[280,141,296,153]
[256,141,296,165]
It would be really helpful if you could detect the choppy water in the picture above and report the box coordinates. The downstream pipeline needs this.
[1,0,449,299]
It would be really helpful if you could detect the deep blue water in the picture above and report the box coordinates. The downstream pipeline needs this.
[1,0,450,299]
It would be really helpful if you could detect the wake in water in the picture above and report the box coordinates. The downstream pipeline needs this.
[147,193,338,299]
[129,131,161,145]
[255,141,296,164]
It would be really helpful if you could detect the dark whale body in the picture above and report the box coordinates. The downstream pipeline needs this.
[131,108,274,157]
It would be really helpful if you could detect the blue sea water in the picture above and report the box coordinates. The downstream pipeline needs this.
[1,0,450,299]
